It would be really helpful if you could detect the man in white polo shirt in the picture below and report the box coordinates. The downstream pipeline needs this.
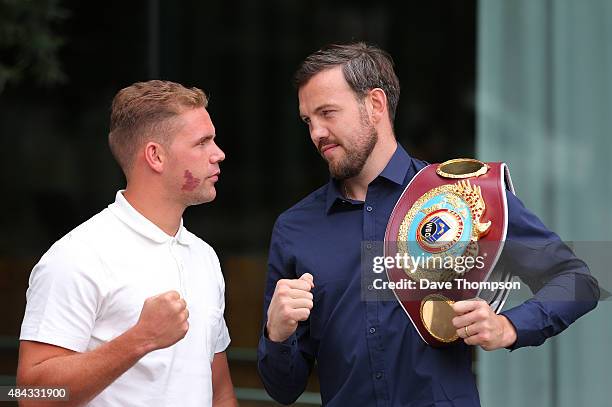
[17,80,237,406]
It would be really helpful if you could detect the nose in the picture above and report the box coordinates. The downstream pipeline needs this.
[310,120,329,146]
[211,142,225,163]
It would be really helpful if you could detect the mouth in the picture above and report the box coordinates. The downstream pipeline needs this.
[208,170,220,182]
[320,143,340,157]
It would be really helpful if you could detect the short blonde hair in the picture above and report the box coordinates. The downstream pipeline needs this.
[108,80,208,175]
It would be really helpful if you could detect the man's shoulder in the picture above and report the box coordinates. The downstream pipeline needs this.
[33,208,115,280]
[62,208,119,247]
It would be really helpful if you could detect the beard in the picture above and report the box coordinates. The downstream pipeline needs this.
[325,109,378,180]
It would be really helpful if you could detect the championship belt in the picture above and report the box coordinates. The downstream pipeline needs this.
[384,158,515,347]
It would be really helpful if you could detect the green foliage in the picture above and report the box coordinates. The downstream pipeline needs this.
[0,0,68,93]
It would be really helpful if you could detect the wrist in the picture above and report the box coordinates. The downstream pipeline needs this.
[499,315,517,348]
[123,325,157,357]
[265,321,289,343]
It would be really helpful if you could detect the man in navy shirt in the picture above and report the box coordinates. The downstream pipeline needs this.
[257,42,599,406]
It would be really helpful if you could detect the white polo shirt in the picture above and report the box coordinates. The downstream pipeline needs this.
[20,191,231,406]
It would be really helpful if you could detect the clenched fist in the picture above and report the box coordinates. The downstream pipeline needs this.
[133,290,190,351]
[266,273,314,343]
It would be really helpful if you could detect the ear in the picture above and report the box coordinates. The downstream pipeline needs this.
[367,88,388,125]
[143,141,167,174]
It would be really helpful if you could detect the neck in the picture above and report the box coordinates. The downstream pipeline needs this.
[343,133,397,202]
[123,182,185,237]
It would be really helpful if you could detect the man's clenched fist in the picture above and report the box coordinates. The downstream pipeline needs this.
[266,273,314,343]
[134,290,190,351]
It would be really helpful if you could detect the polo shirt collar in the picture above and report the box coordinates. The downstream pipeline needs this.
[325,143,413,213]
[108,190,191,245]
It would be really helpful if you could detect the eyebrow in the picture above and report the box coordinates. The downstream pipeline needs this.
[196,134,215,143]
[300,103,338,120]
[314,104,337,113]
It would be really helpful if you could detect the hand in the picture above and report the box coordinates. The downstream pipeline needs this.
[451,298,517,351]
[133,290,190,351]
[266,273,314,343]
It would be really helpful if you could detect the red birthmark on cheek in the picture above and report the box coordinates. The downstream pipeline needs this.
[181,170,201,191]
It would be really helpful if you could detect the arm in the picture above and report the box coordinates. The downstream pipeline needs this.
[453,191,599,351]
[17,291,189,407]
[501,191,599,349]
[211,352,238,407]
[257,217,316,405]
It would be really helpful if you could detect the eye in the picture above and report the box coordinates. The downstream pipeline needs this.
[197,136,213,146]
[301,117,311,125]
[322,110,335,118]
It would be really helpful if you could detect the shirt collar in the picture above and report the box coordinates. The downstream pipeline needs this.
[325,143,413,214]
[108,190,191,245]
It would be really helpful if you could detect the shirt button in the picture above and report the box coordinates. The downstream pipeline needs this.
[366,243,372,249]
[369,327,376,334]
[366,205,373,212]
[281,349,289,355]
[375,372,383,380]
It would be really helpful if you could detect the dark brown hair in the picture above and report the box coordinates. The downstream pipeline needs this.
[294,42,400,123]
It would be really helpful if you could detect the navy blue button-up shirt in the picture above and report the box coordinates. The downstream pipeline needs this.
[257,145,598,406]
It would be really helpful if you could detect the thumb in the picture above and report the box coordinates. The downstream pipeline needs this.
[300,273,315,288]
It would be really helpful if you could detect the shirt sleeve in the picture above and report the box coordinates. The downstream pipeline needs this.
[209,246,231,354]
[20,236,106,352]
[257,215,316,405]
[500,191,600,350]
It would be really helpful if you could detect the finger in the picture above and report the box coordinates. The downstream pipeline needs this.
[464,334,480,346]
[450,298,485,315]
[163,290,181,300]
[300,273,315,288]
[464,326,489,347]
[281,279,313,291]
[287,298,314,310]
[288,288,314,300]
[456,320,480,339]
[451,310,479,329]
[452,306,488,329]
[288,308,311,322]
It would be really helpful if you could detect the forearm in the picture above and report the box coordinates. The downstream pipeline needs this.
[18,327,152,407]
[211,352,238,407]
[213,392,238,407]
[503,272,598,349]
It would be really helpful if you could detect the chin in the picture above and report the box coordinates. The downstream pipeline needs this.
[184,189,216,206]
